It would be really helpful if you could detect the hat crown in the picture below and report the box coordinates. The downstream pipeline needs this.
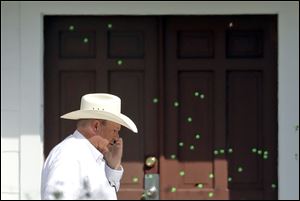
[80,93,121,114]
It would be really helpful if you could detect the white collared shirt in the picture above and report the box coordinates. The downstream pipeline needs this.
[41,130,123,200]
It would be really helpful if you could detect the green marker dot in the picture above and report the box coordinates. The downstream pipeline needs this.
[208,192,214,198]
[209,173,214,179]
[200,94,205,99]
[83,37,89,43]
[132,177,138,183]
[170,154,176,159]
[170,187,177,193]
[228,177,232,182]
[187,117,193,123]
[228,148,233,153]
[263,155,269,160]
[179,142,184,147]
[117,59,123,65]
[194,91,200,97]
[189,145,195,150]
[264,151,269,155]
[252,148,257,153]
[69,25,75,31]
[147,174,153,179]
[219,149,225,154]
[257,150,262,155]
[271,184,277,189]
[174,101,179,107]
[196,183,203,189]
[107,23,112,29]
[237,166,243,173]
[153,98,159,104]
[195,134,201,139]
[214,150,219,155]
[179,171,185,176]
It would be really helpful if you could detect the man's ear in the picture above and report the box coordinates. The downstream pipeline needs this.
[95,120,104,132]
[92,120,99,132]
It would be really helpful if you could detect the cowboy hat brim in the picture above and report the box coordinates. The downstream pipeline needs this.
[60,110,138,133]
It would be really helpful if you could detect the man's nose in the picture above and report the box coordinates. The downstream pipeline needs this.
[115,133,120,139]
[113,133,119,140]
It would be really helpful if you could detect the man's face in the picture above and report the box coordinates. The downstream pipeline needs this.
[97,121,121,144]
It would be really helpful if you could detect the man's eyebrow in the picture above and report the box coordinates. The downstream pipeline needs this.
[113,126,121,131]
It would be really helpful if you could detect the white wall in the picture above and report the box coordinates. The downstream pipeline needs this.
[1,1,21,200]
[1,1,299,200]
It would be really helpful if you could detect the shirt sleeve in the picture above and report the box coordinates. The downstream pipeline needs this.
[104,164,124,192]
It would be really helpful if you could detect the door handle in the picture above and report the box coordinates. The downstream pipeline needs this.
[145,156,157,168]
[141,186,158,199]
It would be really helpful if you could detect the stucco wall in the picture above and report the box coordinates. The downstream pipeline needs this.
[1,1,299,200]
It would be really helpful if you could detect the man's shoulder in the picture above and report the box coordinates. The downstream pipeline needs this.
[47,134,88,161]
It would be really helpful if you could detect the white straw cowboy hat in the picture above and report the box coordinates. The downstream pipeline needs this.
[60,93,138,133]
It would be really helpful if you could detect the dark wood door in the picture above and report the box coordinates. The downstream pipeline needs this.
[44,15,277,200]
[162,16,277,200]
[44,16,158,199]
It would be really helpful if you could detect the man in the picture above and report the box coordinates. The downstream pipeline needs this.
[41,93,138,200]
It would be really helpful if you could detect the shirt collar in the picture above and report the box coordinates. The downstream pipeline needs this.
[73,130,104,162]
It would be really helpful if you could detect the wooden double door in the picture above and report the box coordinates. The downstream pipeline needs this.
[44,15,277,200]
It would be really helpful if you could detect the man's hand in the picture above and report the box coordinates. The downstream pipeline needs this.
[104,138,123,170]
[88,135,110,154]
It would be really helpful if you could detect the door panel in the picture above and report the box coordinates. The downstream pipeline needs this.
[45,16,158,200]
[227,72,263,188]
[60,71,96,139]
[162,16,277,200]
[109,71,145,198]
[45,15,277,200]
[163,16,228,200]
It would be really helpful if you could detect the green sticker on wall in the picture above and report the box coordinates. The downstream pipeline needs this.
[196,183,203,189]
[189,145,195,150]
[170,187,177,193]
[83,37,89,43]
[69,25,75,31]
[117,59,123,65]
[146,174,153,179]
[174,101,179,107]
[132,177,139,183]
[153,98,159,104]
[187,117,193,123]
[179,171,185,176]
[195,134,201,139]
[237,166,243,173]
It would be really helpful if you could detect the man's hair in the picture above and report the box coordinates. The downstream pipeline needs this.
[77,119,107,128]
